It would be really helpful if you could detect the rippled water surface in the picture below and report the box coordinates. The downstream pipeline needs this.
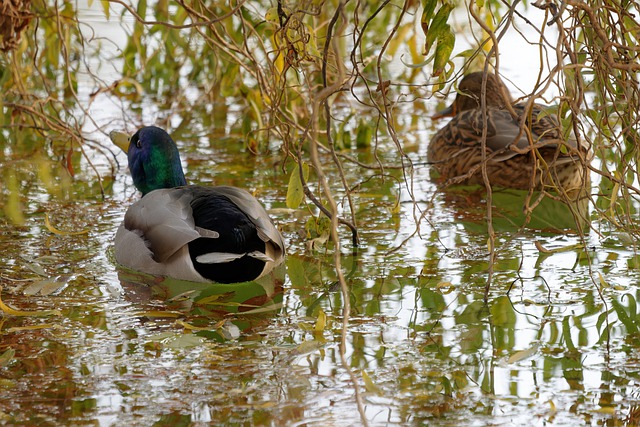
[1,2,640,427]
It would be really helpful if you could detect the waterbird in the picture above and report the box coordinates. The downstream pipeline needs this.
[110,126,285,284]
[427,72,590,192]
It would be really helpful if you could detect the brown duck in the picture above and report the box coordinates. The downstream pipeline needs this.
[427,72,589,191]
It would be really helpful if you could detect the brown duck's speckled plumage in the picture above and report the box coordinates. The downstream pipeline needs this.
[427,72,590,191]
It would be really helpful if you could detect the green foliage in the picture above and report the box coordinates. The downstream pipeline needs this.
[286,162,309,209]
[421,0,455,77]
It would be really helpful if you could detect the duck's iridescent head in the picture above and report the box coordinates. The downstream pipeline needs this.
[111,126,187,196]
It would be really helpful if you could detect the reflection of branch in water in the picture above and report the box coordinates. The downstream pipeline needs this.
[304,252,360,316]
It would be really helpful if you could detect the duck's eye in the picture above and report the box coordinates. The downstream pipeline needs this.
[130,135,141,149]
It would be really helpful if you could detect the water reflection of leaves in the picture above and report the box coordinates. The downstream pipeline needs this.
[435,188,584,235]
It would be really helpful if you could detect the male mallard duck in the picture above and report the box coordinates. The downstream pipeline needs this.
[427,72,589,191]
[110,126,285,284]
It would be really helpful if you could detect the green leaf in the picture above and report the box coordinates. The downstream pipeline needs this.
[286,162,310,209]
[433,28,455,77]
[314,308,326,333]
[356,120,373,148]
[421,0,439,32]
[424,4,454,54]
[100,0,110,19]
[362,370,382,395]
[0,348,15,368]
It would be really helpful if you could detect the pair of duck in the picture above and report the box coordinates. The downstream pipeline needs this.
[112,72,588,283]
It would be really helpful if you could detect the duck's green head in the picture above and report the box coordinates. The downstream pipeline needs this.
[110,126,187,196]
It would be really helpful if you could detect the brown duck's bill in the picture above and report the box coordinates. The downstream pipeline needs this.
[109,130,131,153]
[431,104,455,120]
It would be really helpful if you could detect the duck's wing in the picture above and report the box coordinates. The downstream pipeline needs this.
[516,103,591,155]
[447,109,532,155]
[449,107,583,161]
[122,188,204,263]
[208,186,286,258]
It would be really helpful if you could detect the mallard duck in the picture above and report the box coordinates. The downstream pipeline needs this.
[427,72,589,191]
[110,126,286,284]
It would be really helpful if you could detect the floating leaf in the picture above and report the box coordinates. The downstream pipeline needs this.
[197,292,235,305]
[314,308,326,333]
[45,213,89,236]
[292,339,324,355]
[6,324,62,333]
[535,241,584,254]
[220,322,241,340]
[598,272,610,289]
[133,311,183,318]
[439,375,453,397]
[593,406,616,415]
[23,278,69,296]
[436,281,455,294]
[362,370,382,395]
[149,333,206,349]
[356,120,373,148]
[0,349,15,367]
[305,234,329,251]
[23,261,47,277]
[508,344,539,364]
[4,172,24,225]
[176,320,212,331]
[0,379,16,389]
[0,286,62,317]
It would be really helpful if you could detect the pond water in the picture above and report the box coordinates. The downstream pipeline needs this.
[1,2,640,427]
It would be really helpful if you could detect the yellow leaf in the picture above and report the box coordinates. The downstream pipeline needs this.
[507,344,539,364]
[608,182,619,222]
[598,272,610,289]
[4,172,24,225]
[132,311,182,318]
[45,213,89,236]
[113,78,144,98]
[436,281,455,294]
[6,323,62,332]
[0,286,62,317]
[0,349,15,367]
[362,370,382,395]
[175,319,224,331]
[314,308,326,333]
[0,378,16,389]
[292,339,324,355]
[101,0,110,19]
[265,7,279,23]
[535,241,584,254]
[593,406,616,414]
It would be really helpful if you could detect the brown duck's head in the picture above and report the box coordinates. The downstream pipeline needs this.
[432,72,514,119]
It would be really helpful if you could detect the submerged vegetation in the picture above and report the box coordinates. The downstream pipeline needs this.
[1,0,640,425]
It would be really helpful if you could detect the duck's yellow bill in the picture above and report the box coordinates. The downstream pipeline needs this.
[109,130,131,153]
